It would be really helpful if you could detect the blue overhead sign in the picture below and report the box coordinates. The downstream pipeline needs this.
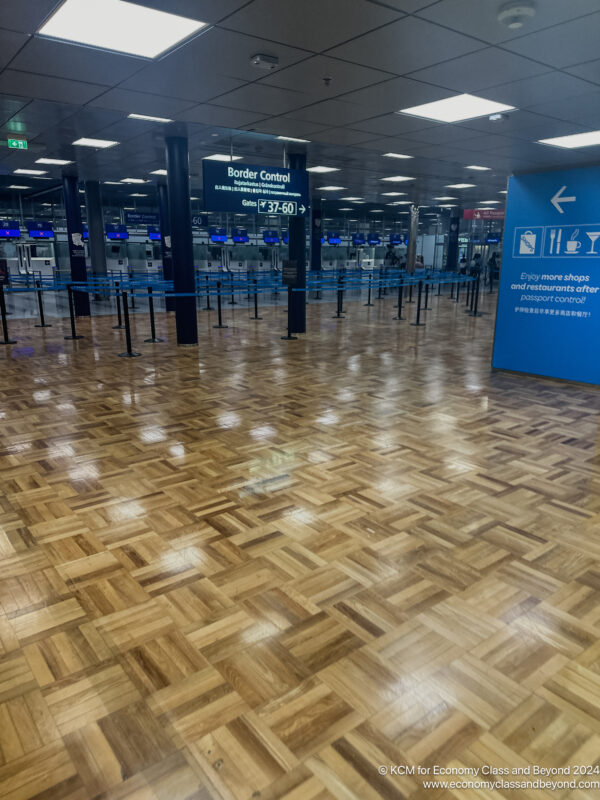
[203,161,309,216]
[493,166,600,384]
[125,211,159,226]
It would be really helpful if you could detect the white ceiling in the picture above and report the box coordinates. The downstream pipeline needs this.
[0,0,599,212]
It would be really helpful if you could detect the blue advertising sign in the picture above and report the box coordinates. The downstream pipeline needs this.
[209,227,227,243]
[232,227,249,243]
[203,161,309,216]
[352,233,366,245]
[493,166,600,384]
[125,211,159,226]
[147,226,161,241]
[368,233,381,245]
[263,230,280,244]
[327,232,341,244]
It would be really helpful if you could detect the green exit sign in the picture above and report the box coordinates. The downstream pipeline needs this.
[7,138,27,150]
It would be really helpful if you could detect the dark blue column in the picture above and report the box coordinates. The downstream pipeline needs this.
[62,173,90,316]
[157,182,175,312]
[310,195,322,271]
[446,213,460,271]
[165,135,197,345]
[84,180,107,280]
[288,152,307,333]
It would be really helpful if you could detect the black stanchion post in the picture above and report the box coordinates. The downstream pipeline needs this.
[466,279,472,308]
[364,272,373,306]
[437,281,441,296]
[333,275,345,319]
[450,281,455,299]
[65,284,84,340]
[377,268,383,300]
[410,280,425,327]
[251,278,262,320]
[393,280,404,321]
[455,280,461,303]
[213,281,228,328]
[0,285,16,344]
[129,269,136,309]
[119,290,141,357]
[228,274,237,305]
[469,278,475,312]
[281,285,298,340]
[113,280,125,329]
[489,271,494,294]
[144,286,164,343]
[35,280,51,328]
[423,282,431,310]
[203,275,212,310]
[407,282,414,303]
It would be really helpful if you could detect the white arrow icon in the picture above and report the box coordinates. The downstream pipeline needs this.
[551,185,576,214]
[299,204,306,214]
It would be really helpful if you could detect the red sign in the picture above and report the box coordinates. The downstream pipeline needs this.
[463,209,505,220]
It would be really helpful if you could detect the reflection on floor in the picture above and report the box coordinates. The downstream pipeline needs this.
[0,292,599,800]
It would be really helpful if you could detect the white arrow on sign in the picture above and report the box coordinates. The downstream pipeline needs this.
[299,204,306,214]
[551,185,576,214]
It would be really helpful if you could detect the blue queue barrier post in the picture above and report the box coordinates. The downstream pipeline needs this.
[213,282,228,329]
[410,280,425,327]
[144,287,164,343]
[203,275,212,311]
[64,285,84,340]
[35,280,52,328]
[0,285,16,344]
[118,290,141,358]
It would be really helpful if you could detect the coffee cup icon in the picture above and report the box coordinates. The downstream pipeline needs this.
[566,239,581,253]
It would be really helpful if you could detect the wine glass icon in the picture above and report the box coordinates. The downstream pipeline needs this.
[587,231,600,255]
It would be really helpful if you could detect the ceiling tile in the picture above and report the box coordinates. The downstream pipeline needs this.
[210,84,312,115]
[565,59,600,86]
[309,127,380,146]
[338,76,450,114]
[349,113,436,136]
[0,70,107,105]
[416,0,600,45]
[177,104,268,128]
[502,13,600,68]
[486,71,598,108]
[241,117,330,138]
[526,89,600,128]
[119,28,308,101]
[261,55,392,99]
[88,88,194,117]
[287,98,373,126]
[0,29,29,69]
[222,0,403,52]
[0,0,58,33]
[10,38,144,85]
[326,17,483,74]
[408,48,549,93]
[128,0,250,23]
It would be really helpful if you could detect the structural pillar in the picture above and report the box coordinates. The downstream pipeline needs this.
[446,213,460,271]
[62,173,90,316]
[406,204,419,275]
[84,180,107,280]
[288,152,307,333]
[310,195,322,271]
[157,182,175,312]
[165,135,197,345]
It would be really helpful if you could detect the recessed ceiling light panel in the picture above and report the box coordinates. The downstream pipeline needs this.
[538,130,600,148]
[38,0,206,59]
[128,113,172,123]
[446,183,476,189]
[380,175,414,182]
[73,137,118,149]
[14,169,47,175]
[465,165,491,171]
[203,154,242,161]
[306,166,339,173]
[36,158,72,165]
[383,152,413,159]
[400,94,515,123]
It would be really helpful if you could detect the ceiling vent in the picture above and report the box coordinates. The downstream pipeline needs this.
[250,53,279,71]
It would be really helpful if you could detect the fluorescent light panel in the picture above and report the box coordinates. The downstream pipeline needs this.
[341,196,362,201]
[381,192,406,196]
[73,137,118,148]
[400,94,515,123]
[479,200,500,204]
[276,135,310,143]
[121,178,147,183]
[14,168,47,175]
[150,169,167,176]
[203,154,242,161]
[383,152,413,159]
[128,113,172,123]
[36,157,72,165]
[306,166,339,173]
[318,186,346,191]
[434,196,457,200]
[381,175,413,182]
[130,193,148,197]
[446,183,475,189]
[538,130,600,148]
[466,165,491,171]
[8,184,29,189]
[38,0,206,59]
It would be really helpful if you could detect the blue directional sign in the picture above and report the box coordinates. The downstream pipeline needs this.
[203,161,309,216]
[493,166,600,384]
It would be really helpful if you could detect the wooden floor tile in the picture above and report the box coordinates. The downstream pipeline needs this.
[0,296,599,797]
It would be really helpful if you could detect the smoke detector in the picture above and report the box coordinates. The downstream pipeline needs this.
[498,1,536,29]
[250,53,279,71]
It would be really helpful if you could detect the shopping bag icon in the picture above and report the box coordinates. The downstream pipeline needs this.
[519,230,537,254]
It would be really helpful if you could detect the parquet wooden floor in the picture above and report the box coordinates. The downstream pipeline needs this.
[1,292,600,799]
